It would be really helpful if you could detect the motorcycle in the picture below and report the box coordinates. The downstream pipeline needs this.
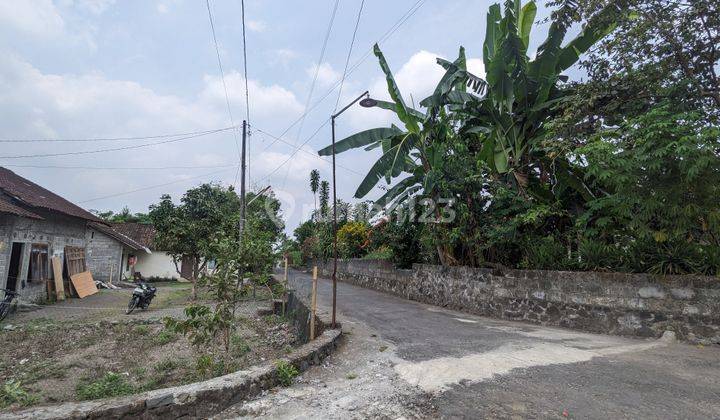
[126,281,157,314]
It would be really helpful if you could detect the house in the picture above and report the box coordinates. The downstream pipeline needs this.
[108,222,183,281]
[85,222,150,284]
[0,167,104,303]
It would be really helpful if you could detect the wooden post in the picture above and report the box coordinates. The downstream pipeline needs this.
[109,264,114,286]
[310,266,318,340]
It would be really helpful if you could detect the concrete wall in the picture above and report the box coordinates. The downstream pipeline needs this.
[135,251,179,280]
[86,228,124,283]
[0,212,87,303]
[317,259,720,344]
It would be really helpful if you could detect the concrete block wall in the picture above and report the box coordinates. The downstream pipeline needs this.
[317,259,720,344]
[86,228,123,283]
[0,212,87,303]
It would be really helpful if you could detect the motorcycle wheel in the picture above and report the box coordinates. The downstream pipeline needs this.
[0,302,9,322]
[126,296,139,315]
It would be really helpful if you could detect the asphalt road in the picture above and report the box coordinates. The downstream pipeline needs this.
[222,269,720,419]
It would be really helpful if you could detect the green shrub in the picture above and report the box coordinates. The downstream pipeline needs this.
[577,239,619,271]
[696,246,720,276]
[522,237,569,270]
[76,373,134,401]
[133,325,150,335]
[363,246,393,260]
[647,241,700,275]
[275,361,298,387]
[231,335,251,357]
[0,380,38,408]
[195,354,214,376]
[154,330,177,345]
[154,359,180,373]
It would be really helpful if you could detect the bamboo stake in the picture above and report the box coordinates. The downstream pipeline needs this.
[311,266,318,340]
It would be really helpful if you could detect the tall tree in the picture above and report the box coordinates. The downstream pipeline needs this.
[309,169,320,216]
[149,184,240,299]
[319,180,330,220]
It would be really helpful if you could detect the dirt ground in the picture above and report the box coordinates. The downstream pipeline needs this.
[0,284,299,411]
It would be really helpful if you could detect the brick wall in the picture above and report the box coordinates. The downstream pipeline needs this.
[0,212,87,303]
[316,259,720,345]
[86,228,123,283]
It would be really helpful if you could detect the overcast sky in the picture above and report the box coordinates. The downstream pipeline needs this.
[0,0,565,233]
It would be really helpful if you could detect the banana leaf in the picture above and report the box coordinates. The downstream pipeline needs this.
[317,127,401,156]
[373,44,421,133]
[354,132,418,198]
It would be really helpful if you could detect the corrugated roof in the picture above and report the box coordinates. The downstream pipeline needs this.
[0,194,42,219]
[110,222,156,250]
[89,222,150,253]
[0,167,103,222]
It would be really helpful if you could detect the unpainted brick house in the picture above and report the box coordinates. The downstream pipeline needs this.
[0,168,156,303]
[86,222,150,284]
[0,167,106,303]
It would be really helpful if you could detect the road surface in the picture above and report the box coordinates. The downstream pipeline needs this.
[217,269,720,419]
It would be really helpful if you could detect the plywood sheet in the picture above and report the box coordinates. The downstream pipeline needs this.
[51,257,65,301]
[70,271,97,298]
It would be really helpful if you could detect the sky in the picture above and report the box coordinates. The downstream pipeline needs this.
[0,0,564,234]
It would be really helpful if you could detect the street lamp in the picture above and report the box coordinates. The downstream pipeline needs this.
[329,90,373,328]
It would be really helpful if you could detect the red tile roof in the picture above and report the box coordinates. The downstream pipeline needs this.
[0,194,41,219]
[89,222,150,253]
[0,167,103,222]
[110,222,156,250]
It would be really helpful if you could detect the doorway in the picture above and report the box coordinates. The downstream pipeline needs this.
[6,242,24,292]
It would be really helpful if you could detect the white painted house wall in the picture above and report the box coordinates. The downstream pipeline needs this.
[136,251,179,280]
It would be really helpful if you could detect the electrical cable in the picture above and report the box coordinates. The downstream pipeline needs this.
[78,167,237,203]
[0,128,233,159]
[205,0,243,187]
[334,0,365,113]
[0,126,236,143]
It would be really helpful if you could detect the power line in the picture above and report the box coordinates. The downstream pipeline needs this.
[78,167,236,203]
[0,126,236,143]
[252,127,364,176]
[261,0,426,153]
[256,0,427,181]
[0,164,236,170]
[0,128,233,159]
[334,0,365,113]
[294,0,341,149]
[255,119,330,183]
[240,0,252,182]
[240,0,251,125]
[205,0,243,186]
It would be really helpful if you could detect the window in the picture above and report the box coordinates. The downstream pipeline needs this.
[27,244,49,283]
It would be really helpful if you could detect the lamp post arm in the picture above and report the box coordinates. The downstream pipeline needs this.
[332,90,369,119]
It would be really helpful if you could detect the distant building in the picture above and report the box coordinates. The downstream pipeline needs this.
[108,222,183,281]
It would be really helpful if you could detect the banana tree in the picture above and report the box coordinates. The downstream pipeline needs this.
[317,44,467,265]
[438,0,621,200]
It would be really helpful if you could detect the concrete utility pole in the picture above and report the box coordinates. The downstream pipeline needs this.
[239,120,247,243]
[238,120,247,286]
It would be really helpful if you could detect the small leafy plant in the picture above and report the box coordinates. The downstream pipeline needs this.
[0,380,38,408]
[275,361,298,387]
[76,372,134,401]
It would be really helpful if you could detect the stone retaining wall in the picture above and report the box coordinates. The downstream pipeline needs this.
[317,259,720,344]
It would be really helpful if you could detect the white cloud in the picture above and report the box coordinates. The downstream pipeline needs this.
[247,20,266,32]
[199,71,304,122]
[0,54,306,215]
[74,0,116,15]
[347,50,485,130]
[306,62,340,87]
[0,1,65,39]
[268,49,299,67]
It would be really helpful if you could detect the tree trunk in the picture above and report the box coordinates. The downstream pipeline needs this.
[191,258,199,300]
